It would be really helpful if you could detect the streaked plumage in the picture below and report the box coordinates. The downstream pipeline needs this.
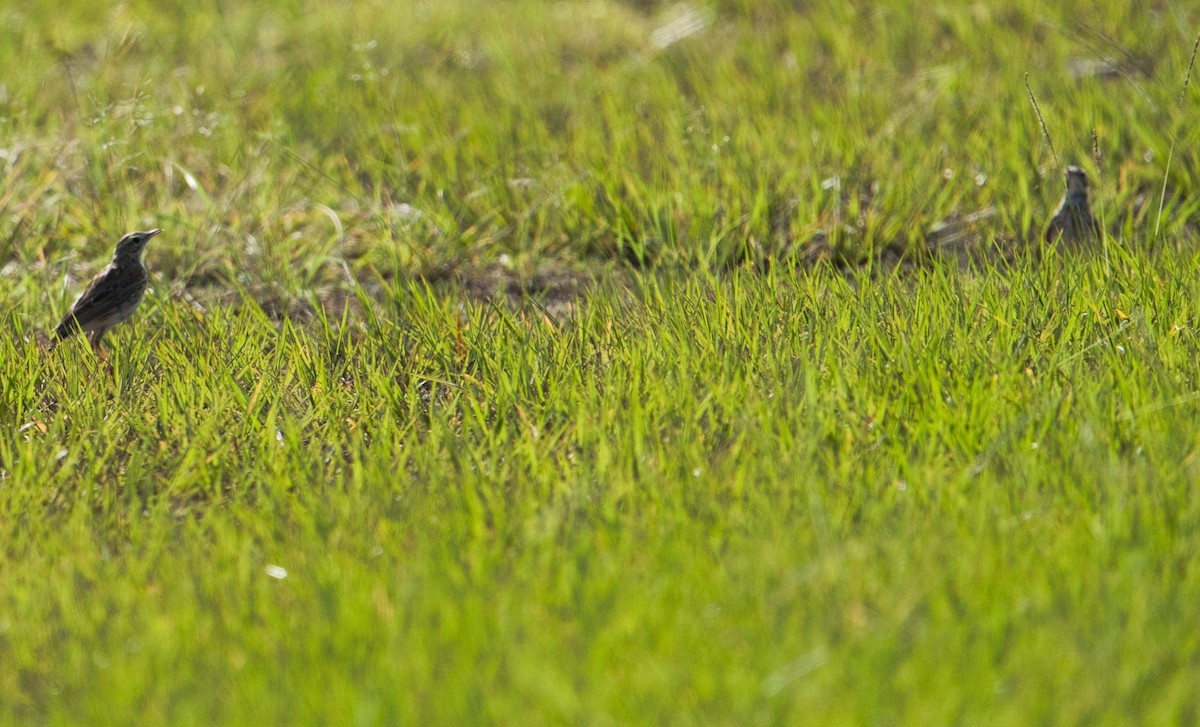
[52,229,161,352]
[1044,166,1100,249]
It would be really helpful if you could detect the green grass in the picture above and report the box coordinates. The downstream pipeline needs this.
[2,0,1200,724]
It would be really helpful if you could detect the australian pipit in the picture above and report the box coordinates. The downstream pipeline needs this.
[1044,166,1101,249]
[52,229,161,352]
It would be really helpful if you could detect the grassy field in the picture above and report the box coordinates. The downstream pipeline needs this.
[2,0,1200,724]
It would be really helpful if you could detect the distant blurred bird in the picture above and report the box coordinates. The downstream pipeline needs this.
[1044,166,1101,248]
[51,229,161,353]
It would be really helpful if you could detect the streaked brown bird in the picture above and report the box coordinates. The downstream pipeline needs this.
[52,228,161,352]
[1044,166,1101,249]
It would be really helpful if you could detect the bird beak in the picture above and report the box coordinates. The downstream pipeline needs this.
[146,229,163,238]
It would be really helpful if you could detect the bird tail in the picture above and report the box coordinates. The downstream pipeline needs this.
[49,318,80,350]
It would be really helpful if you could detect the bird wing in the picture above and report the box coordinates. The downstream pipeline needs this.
[1044,211,1063,244]
[54,264,135,337]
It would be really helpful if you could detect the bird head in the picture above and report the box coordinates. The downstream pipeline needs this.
[113,228,162,263]
[1065,166,1091,200]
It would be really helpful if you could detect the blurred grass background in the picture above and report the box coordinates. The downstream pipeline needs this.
[2,0,1196,297]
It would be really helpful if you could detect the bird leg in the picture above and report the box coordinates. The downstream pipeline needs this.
[88,328,108,354]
